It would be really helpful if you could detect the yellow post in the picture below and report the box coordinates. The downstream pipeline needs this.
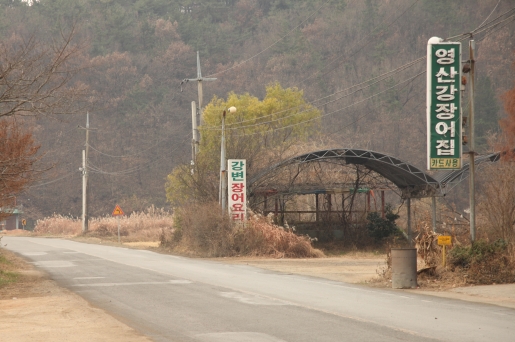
[442,245,446,268]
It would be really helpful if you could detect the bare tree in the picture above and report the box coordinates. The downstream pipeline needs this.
[0,26,87,119]
[0,26,87,218]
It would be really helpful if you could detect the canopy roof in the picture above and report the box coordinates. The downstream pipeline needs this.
[250,148,501,198]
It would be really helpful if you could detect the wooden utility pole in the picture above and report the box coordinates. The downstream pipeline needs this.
[183,51,217,127]
[81,113,90,233]
[191,101,198,174]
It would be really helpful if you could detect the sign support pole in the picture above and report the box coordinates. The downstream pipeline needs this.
[112,204,125,243]
[468,39,476,242]
[431,196,437,232]
[442,245,447,267]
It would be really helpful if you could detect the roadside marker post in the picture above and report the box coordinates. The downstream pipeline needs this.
[437,236,452,267]
[112,205,125,243]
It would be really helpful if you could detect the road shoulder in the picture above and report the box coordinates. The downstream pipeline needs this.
[0,247,152,342]
[216,255,515,310]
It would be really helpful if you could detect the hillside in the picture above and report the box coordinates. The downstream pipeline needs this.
[1,0,513,220]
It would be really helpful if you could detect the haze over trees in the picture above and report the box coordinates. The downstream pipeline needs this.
[0,0,513,222]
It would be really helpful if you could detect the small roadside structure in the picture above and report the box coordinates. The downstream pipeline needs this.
[0,208,23,230]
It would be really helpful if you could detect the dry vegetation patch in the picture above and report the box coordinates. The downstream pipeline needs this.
[160,202,324,258]
[33,206,172,242]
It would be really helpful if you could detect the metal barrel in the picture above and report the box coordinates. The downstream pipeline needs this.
[391,248,417,289]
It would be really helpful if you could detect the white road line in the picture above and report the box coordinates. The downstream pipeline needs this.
[21,252,47,256]
[72,280,192,287]
[74,277,105,280]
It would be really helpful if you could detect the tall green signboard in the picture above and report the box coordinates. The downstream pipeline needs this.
[427,37,462,170]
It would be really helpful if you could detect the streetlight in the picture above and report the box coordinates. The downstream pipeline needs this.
[219,106,236,211]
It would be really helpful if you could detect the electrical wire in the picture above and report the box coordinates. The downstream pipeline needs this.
[205,8,515,135]
[326,71,426,136]
[28,170,77,188]
[87,134,176,159]
[86,134,191,176]
[231,71,426,138]
[299,0,422,85]
[205,0,331,78]
[473,0,501,33]
[476,14,515,43]
[213,56,426,130]
[203,57,425,132]
[446,5,515,41]
[470,6,515,35]
[473,9,515,38]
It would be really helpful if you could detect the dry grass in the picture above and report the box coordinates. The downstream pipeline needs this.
[233,214,324,258]
[33,214,81,236]
[34,206,173,242]
[160,202,324,258]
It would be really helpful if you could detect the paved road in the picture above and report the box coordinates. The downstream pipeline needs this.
[4,237,514,342]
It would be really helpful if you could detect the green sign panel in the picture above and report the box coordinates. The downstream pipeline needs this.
[427,39,462,170]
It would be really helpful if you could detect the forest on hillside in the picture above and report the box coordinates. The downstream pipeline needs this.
[1,0,514,222]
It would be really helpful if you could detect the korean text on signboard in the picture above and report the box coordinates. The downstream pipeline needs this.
[228,159,246,221]
[427,38,462,170]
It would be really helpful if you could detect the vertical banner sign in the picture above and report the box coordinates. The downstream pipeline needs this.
[427,38,462,170]
[228,159,246,221]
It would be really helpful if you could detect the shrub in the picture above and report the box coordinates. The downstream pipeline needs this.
[160,202,234,257]
[366,205,402,242]
[161,202,324,258]
[449,239,515,284]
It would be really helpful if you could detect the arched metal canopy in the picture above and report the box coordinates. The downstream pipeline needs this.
[249,148,440,198]
[435,152,501,194]
[249,148,503,199]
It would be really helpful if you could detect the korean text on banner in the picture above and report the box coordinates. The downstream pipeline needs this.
[228,159,246,221]
[427,38,462,170]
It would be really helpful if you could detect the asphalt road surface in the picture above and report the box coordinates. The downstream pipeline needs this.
[4,237,514,342]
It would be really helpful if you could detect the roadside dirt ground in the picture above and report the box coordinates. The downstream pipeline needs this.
[2,231,515,341]
[0,232,151,342]
[217,253,386,284]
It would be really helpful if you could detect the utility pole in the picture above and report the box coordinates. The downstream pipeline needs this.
[81,113,90,233]
[191,101,199,173]
[82,149,87,232]
[183,51,217,127]
[467,39,476,242]
[219,110,227,208]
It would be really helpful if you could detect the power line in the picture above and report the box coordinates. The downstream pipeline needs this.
[473,9,515,38]
[473,0,501,33]
[299,0,422,85]
[203,57,425,132]
[87,135,175,159]
[87,134,191,176]
[204,9,515,135]
[326,72,426,136]
[28,170,77,189]
[232,71,426,138]
[205,0,331,78]
[477,14,515,42]
[471,6,515,34]
[446,5,515,40]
